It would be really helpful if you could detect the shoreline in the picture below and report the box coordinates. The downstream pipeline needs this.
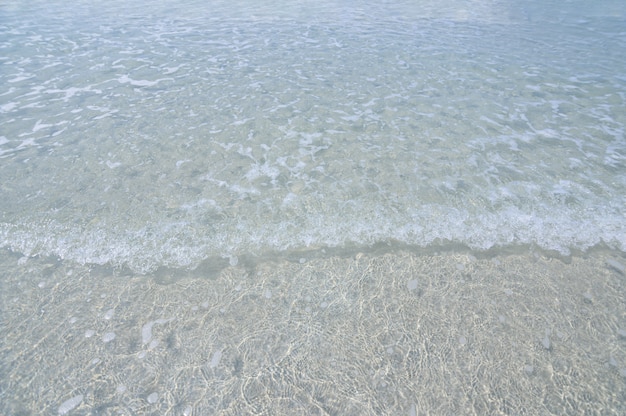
[1,249,625,414]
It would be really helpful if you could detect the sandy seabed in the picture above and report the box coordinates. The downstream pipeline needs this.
[1,248,625,415]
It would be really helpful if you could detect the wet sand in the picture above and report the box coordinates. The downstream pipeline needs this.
[1,249,625,415]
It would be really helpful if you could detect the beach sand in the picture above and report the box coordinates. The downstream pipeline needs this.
[1,248,625,415]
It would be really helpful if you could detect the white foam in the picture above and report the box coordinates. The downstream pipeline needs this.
[0,0,624,274]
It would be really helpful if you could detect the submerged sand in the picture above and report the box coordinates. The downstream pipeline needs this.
[1,249,625,415]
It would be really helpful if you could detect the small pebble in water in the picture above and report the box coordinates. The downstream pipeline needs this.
[299,257,306,264]
[84,329,95,338]
[58,394,83,415]
[147,392,159,404]
[103,308,114,320]
[459,336,467,345]
[264,289,272,299]
[542,335,551,350]
[102,332,116,343]
[407,279,418,291]
[229,256,238,267]
[606,258,625,274]
[210,350,222,368]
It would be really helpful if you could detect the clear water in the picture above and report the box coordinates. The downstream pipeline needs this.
[1,0,625,273]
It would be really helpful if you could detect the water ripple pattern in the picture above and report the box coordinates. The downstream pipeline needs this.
[1,0,625,272]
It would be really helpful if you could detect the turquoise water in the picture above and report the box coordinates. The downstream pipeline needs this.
[1,0,625,273]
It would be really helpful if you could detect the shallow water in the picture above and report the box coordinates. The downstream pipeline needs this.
[1,249,625,415]
[1,0,625,273]
[2,2,626,413]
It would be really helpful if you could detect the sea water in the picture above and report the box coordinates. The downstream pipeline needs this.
[1,0,625,274]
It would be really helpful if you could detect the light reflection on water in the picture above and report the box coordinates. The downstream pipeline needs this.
[0,0,625,272]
